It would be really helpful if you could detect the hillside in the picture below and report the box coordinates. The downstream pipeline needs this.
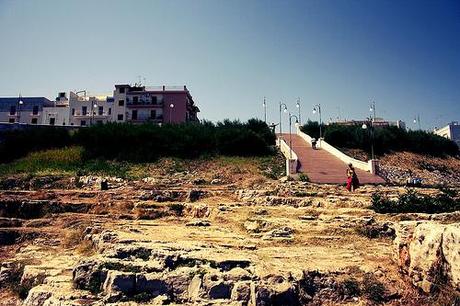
[0,154,459,305]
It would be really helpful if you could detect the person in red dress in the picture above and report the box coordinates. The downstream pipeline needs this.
[346,163,360,191]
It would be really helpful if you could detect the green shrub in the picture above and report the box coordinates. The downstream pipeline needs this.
[74,119,275,162]
[298,173,309,182]
[0,126,72,162]
[300,122,458,157]
[371,189,460,214]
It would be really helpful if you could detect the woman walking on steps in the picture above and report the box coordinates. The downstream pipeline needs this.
[346,163,359,191]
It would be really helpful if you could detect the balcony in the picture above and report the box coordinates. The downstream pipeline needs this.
[73,112,111,118]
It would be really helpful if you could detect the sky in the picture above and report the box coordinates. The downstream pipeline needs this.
[0,0,459,130]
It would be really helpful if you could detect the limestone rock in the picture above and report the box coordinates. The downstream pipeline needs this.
[207,281,232,299]
[394,221,460,292]
[23,285,52,306]
[184,203,210,218]
[188,274,202,300]
[136,273,168,297]
[231,281,251,304]
[102,270,136,296]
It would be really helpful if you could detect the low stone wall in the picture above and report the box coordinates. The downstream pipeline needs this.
[276,138,298,176]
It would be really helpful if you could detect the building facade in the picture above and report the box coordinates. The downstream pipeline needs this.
[113,84,199,124]
[0,84,199,127]
[329,118,406,130]
[0,97,54,125]
[434,122,460,147]
[68,92,114,126]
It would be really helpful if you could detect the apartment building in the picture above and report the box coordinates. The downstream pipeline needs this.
[41,92,70,126]
[0,97,54,125]
[113,84,199,124]
[434,122,460,147]
[0,84,199,126]
[68,92,114,126]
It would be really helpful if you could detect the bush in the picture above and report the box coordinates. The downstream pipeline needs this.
[300,122,459,157]
[0,118,275,165]
[371,189,460,214]
[0,126,72,163]
[75,119,275,162]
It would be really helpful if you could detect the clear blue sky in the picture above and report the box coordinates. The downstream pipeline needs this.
[0,0,459,130]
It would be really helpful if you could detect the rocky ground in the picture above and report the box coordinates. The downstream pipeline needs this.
[0,160,459,305]
[341,149,460,187]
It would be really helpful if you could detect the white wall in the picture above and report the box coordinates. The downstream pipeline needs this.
[42,106,70,126]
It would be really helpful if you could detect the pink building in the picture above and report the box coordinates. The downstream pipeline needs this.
[113,84,200,124]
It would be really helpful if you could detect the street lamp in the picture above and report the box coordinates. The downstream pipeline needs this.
[17,95,23,124]
[91,103,98,126]
[413,115,421,130]
[312,104,322,139]
[362,119,375,160]
[169,103,174,123]
[369,100,376,122]
[296,98,301,125]
[262,97,267,124]
[288,113,299,159]
[279,101,288,135]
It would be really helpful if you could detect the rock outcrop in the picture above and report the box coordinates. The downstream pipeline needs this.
[394,221,460,293]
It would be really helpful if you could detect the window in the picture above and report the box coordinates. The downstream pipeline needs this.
[71,108,75,115]
[119,87,125,94]
[81,120,86,126]
[32,106,39,115]
[82,106,87,115]
[117,114,123,121]
[98,106,103,116]
[133,96,139,104]
[108,108,112,115]
[10,106,16,115]
[8,118,15,123]
[132,110,138,120]
[152,96,157,104]
[150,110,156,119]
[31,118,38,124]
[49,118,55,125]
[118,100,124,106]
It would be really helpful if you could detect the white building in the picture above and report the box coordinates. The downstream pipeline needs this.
[41,92,70,126]
[434,122,460,147]
[68,91,114,126]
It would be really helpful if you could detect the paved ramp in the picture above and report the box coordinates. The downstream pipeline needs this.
[279,134,386,184]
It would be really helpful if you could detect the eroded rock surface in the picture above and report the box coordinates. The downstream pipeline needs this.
[394,221,460,293]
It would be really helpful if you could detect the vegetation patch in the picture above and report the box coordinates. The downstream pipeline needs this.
[301,121,458,157]
[371,189,460,214]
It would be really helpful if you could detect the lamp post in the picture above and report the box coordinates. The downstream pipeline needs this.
[262,97,267,124]
[17,95,23,124]
[288,113,299,159]
[413,115,421,130]
[169,103,174,123]
[91,102,98,126]
[296,98,301,125]
[312,104,322,139]
[362,118,375,160]
[369,100,376,122]
[279,101,288,135]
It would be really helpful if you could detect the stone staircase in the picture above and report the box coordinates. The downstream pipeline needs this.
[279,134,386,184]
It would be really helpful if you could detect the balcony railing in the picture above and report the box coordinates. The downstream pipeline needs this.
[73,112,111,118]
